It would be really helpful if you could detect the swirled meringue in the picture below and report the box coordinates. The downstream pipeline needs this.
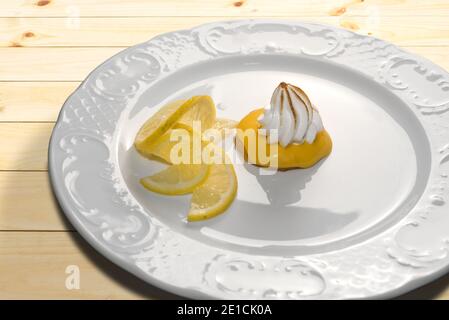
[259,82,324,147]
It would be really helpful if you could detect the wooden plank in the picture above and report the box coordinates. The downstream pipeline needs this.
[0,47,122,81]
[1,0,449,17]
[0,46,448,82]
[2,16,449,47]
[0,230,446,299]
[0,82,78,121]
[408,46,449,70]
[0,231,180,299]
[0,171,69,231]
[0,122,53,170]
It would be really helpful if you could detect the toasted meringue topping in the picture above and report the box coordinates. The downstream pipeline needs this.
[259,82,324,147]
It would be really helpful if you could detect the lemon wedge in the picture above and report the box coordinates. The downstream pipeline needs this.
[142,118,236,165]
[188,162,237,222]
[144,127,211,165]
[135,96,215,155]
[140,127,193,164]
[140,164,209,195]
[176,96,216,132]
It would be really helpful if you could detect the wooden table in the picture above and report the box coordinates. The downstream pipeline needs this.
[1,0,449,299]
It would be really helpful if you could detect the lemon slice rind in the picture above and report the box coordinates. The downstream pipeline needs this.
[187,162,237,222]
[140,164,209,195]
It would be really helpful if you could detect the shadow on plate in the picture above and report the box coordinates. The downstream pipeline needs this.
[243,160,323,206]
[47,156,449,299]
[48,179,449,300]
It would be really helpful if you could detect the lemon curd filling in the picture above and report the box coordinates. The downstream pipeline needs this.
[236,82,332,169]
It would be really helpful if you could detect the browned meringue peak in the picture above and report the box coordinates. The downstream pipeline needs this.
[259,82,324,147]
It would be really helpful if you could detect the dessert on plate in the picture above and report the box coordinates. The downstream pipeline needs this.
[134,83,331,222]
[236,82,332,169]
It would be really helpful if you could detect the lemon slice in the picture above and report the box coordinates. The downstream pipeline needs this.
[188,162,237,222]
[176,95,216,132]
[147,118,236,164]
[144,127,210,164]
[141,118,234,165]
[135,96,214,155]
[140,127,192,164]
[140,164,209,195]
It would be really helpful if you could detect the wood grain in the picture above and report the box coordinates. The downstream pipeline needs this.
[2,0,449,17]
[2,16,449,47]
[0,46,447,82]
[0,122,53,170]
[0,172,67,230]
[0,82,78,121]
[0,232,180,299]
[0,231,446,299]
[0,47,121,81]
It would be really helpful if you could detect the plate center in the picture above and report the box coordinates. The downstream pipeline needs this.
[118,55,430,255]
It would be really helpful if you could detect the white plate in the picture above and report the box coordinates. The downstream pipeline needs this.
[49,20,449,299]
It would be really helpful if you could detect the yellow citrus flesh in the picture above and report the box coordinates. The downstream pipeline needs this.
[141,118,236,165]
[176,95,216,132]
[236,108,332,169]
[134,99,189,154]
[140,127,193,164]
[187,161,237,222]
[140,164,209,195]
[134,96,214,156]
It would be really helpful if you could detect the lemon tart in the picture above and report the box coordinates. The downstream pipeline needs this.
[236,82,332,169]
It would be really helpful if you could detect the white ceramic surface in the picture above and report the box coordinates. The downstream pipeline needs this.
[49,20,449,299]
